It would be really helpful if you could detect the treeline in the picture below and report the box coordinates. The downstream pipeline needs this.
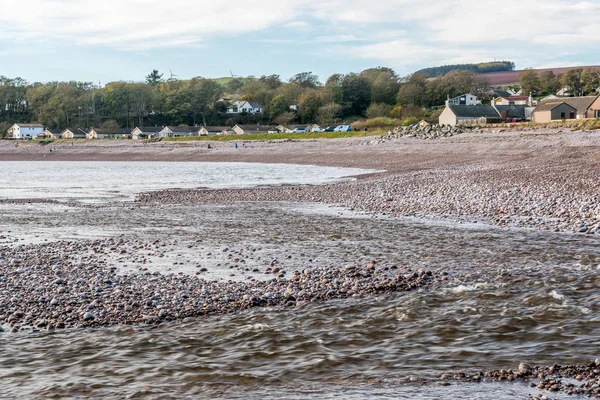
[519,67,600,97]
[415,61,515,78]
[0,67,494,134]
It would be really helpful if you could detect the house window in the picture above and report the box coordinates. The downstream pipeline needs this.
[560,112,566,119]
[595,110,600,118]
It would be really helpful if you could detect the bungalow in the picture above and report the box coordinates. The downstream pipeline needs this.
[533,95,600,122]
[439,104,502,126]
[39,129,61,139]
[197,126,231,136]
[60,128,87,139]
[87,128,131,139]
[131,126,162,140]
[232,125,275,135]
[7,123,45,139]
[448,93,479,106]
[227,101,263,114]
[158,126,196,138]
[531,102,578,123]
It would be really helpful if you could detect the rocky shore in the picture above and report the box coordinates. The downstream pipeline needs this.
[136,158,600,235]
[445,361,600,398]
[0,236,434,332]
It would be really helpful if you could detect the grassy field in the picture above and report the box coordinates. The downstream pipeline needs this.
[213,77,256,86]
[163,130,387,142]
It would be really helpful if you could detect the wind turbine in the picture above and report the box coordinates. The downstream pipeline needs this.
[168,69,179,81]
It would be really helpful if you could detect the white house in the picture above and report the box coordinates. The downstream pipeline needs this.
[7,123,45,139]
[448,94,479,106]
[227,101,263,114]
[197,126,231,136]
[131,127,162,140]
[60,128,87,139]
[158,126,195,138]
[494,95,536,106]
[232,125,276,135]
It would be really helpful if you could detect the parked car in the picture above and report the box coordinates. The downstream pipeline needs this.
[291,128,307,133]
[333,125,353,132]
[324,126,336,132]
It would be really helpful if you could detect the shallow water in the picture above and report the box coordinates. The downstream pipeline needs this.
[0,161,377,202]
[1,163,600,398]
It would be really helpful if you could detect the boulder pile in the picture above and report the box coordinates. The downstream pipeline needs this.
[377,124,473,142]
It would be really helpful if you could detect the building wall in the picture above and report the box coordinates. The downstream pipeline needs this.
[439,107,457,126]
[587,96,600,118]
[551,104,577,121]
[533,104,577,123]
[532,110,551,123]
[12,125,44,139]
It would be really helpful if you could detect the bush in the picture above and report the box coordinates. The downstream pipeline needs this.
[352,117,399,131]
[366,103,393,119]
[402,116,420,126]
[428,109,443,124]
[401,104,425,120]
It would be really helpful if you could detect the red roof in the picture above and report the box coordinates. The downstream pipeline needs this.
[501,96,529,101]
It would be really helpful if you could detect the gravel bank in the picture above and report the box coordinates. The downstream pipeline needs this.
[136,159,600,234]
[0,236,433,332]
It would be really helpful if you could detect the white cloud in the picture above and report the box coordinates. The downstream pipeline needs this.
[0,0,599,70]
[0,0,301,49]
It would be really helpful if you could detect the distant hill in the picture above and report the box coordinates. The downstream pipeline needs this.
[415,61,515,77]
[479,66,600,86]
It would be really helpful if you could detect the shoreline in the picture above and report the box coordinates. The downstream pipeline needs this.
[2,127,600,234]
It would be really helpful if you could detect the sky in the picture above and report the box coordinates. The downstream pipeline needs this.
[0,0,599,84]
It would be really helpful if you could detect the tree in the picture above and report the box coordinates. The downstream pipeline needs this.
[519,69,540,96]
[581,68,600,95]
[366,103,392,119]
[289,72,321,88]
[227,78,245,92]
[539,71,561,95]
[562,68,583,96]
[322,74,343,104]
[101,119,121,130]
[360,67,400,105]
[269,94,292,121]
[146,70,163,85]
[259,74,282,90]
[316,102,343,125]
[340,74,370,116]
[298,90,322,123]
[274,111,295,126]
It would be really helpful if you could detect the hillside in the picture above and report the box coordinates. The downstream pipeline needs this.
[480,65,600,86]
[213,77,256,86]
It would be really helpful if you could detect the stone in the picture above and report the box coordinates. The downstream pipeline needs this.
[518,363,532,374]
[83,312,95,321]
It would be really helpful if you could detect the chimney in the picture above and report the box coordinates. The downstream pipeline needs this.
[528,91,533,107]
[445,94,450,108]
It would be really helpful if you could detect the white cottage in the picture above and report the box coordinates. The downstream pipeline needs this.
[227,101,263,114]
[7,123,45,139]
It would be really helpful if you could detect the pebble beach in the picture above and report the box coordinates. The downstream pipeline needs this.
[1,126,600,398]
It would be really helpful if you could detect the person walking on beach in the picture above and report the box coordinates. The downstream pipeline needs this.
[207,143,212,149]
[235,142,238,149]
